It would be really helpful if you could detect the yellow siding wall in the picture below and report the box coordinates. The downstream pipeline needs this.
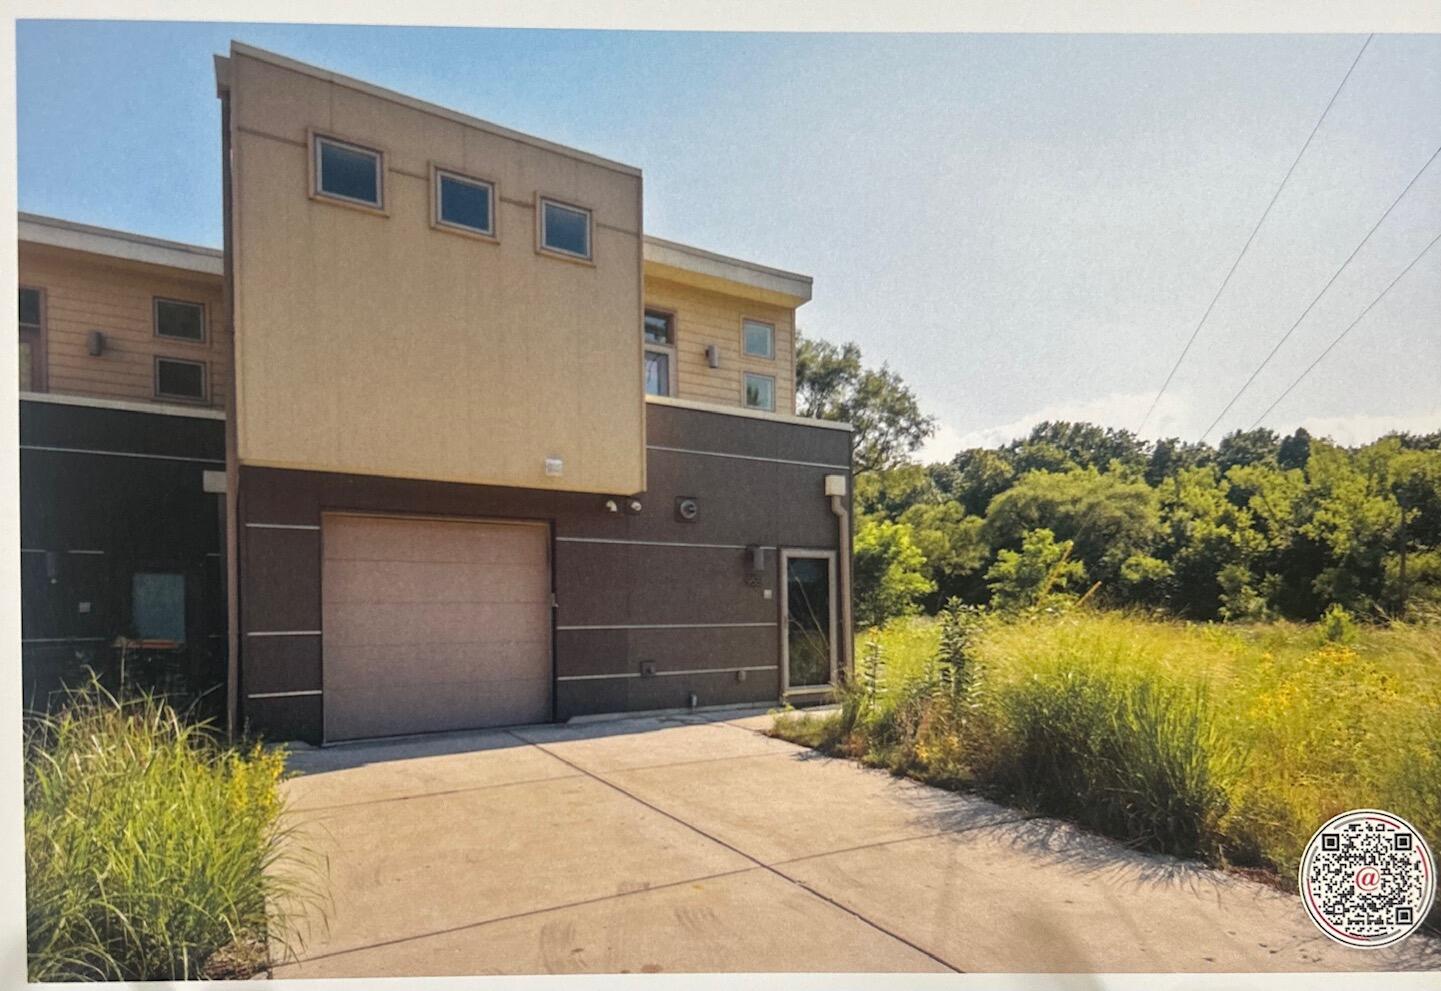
[642,275,796,414]
[227,50,645,494]
[18,243,229,407]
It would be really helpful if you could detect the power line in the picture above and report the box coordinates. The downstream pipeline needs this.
[1199,140,1441,441]
[1247,227,1441,429]
[1137,33,1373,434]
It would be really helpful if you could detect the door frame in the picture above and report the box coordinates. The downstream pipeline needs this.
[779,548,838,697]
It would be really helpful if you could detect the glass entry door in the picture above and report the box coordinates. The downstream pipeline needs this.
[782,550,837,692]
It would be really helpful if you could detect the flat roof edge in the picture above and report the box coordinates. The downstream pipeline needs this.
[19,213,224,276]
[646,395,852,433]
[643,235,812,303]
[228,41,642,179]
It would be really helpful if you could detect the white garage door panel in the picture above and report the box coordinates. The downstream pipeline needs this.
[322,515,552,741]
[325,560,550,605]
[322,602,552,648]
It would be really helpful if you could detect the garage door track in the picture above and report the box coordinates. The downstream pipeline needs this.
[271,708,1439,975]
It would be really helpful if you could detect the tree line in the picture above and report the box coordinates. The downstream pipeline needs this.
[796,335,1441,627]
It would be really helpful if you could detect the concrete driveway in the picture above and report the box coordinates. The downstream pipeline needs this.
[271,707,1438,976]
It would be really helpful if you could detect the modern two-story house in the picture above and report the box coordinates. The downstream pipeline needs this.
[18,42,853,744]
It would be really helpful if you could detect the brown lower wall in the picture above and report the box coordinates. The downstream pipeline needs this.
[236,402,851,742]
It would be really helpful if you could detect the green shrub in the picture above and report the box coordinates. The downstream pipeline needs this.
[1318,602,1358,644]
[24,684,323,981]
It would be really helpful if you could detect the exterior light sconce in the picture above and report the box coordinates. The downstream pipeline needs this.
[625,499,643,515]
[744,544,765,587]
[87,330,106,356]
[544,456,564,477]
[45,551,62,585]
[603,499,619,513]
[706,344,720,369]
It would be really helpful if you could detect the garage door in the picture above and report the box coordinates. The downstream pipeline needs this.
[321,514,552,742]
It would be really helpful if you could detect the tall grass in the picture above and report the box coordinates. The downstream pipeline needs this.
[24,683,324,981]
[775,610,1441,881]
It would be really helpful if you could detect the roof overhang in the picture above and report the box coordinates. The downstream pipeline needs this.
[18,213,223,277]
[643,236,812,308]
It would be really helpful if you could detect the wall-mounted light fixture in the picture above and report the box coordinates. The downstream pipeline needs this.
[706,344,720,369]
[744,544,766,587]
[87,330,106,356]
[544,456,564,477]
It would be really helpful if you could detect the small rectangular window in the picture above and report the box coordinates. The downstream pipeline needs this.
[644,310,674,346]
[539,199,592,260]
[132,572,185,643]
[154,298,205,342]
[155,357,207,401]
[743,319,775,359]
[744,372,775,411]
[436,170,494,236]
[315,135,382,207]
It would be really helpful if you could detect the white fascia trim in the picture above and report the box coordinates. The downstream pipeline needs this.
[19,391,227,421]
[19,213,223,276]
[643,235,812,303]
[645,394,852,432]
[228,42,641,179]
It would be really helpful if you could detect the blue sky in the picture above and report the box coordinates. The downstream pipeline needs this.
[17,23,1441,458]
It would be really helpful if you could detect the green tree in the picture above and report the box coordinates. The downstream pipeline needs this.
[899,501,989,607]
[1216,427,1280,473]
[795,335,936,474]
[985,527,1087,612]
[982,468,1162,592]
[852,517,935,627]
[945,448,1017,516]
[1006,420,1148,474]
[854,463,942,519]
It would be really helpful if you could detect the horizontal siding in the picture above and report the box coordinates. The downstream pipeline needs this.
[19,244,229,409]
[642,276,796,414]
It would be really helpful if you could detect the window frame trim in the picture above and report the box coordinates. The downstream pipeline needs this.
[430,164,499,241]
[743,371,777,412]
[153,355,210,404]
[18,284,47,393]
[309,130,387,213]
[535,195,595,263]
[152,296,208,345]
[742,317,776,360]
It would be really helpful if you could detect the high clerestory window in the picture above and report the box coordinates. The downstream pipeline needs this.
[434,169,495,237]
[538,198,592,261]
[314,135,383,208]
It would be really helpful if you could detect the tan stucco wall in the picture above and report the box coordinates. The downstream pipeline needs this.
[641,273,797,414]
[18,242,229,407]
[226,49,645,494]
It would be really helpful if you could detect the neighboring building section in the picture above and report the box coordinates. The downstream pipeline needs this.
[18,214,228,408]
[640,237,810,414]
[19,396,227,714]
[221,43,646,496]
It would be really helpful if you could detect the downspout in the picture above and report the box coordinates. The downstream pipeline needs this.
[826,475,853,682]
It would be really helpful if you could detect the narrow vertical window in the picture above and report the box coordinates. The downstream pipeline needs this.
[18,287,43,392]
[643,309,676,397]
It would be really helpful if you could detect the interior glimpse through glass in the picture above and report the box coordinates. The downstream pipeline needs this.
[786,556,832,687]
